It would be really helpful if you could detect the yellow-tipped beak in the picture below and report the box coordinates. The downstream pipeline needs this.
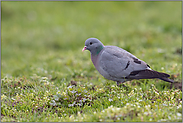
[82,46,87,52]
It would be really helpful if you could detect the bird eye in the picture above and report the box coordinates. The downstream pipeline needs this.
[90,42,93,45]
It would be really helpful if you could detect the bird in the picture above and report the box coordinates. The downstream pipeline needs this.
[82,38,174,85]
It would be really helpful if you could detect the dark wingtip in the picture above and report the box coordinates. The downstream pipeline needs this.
[126,69,174,83]
[159,77,174,83]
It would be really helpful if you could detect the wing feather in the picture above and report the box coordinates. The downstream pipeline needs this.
[98,46,149,79]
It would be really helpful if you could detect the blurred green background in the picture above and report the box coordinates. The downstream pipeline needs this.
[2,1,181,78]
[1,1,182,122]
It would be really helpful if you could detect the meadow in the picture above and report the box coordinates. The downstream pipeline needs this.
[1,1,182,122]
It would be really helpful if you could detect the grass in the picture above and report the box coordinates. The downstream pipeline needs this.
[1,1,182,122]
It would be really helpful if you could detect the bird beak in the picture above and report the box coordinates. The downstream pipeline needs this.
[82,46,87,52]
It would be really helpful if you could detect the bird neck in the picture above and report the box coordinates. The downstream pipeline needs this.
[92,45,104,56]
[91,54,99,67]
[91,45,104,67]
[97,45,104,54]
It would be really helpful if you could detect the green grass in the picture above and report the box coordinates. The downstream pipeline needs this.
[1,1,182,122]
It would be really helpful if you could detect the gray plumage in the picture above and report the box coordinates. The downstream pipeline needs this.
[82,38,174,85]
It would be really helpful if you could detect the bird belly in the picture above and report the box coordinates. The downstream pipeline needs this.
[96,65,111,79]
[96,64,126,82]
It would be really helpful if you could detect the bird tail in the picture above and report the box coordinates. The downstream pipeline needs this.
[125,69,174,83]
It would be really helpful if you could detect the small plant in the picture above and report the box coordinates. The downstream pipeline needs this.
[50,84,93,107]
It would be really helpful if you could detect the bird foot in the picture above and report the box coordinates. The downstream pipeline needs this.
[117,81,127,88]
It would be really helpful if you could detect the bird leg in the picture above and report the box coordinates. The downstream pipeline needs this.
[117,81,122,85]
[117,81,127,88]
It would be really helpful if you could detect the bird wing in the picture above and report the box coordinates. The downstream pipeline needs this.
[98,46,150,79]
